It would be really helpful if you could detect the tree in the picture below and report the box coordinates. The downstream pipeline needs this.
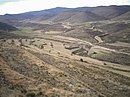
[11,39,15,45]
[80,58,83,62]
[39,45,44,49]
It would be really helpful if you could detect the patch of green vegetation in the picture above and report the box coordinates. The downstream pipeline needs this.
[11,28,35,38]
[80,22,92,27]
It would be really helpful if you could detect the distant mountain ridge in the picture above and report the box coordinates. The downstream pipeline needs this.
[88,5,130,19]
[48,11,106,23]
[0,5,130,24]
[0,7,72,23]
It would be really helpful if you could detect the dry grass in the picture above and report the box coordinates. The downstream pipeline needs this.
[0,35,130,97]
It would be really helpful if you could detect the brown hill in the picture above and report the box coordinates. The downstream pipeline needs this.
[90,5,130,19]
[0,22,17,33]
[96,21,130,43]
[113,11,130,20]
[1,6,130,24]
[48,11,106,23]
[0,7,72,23]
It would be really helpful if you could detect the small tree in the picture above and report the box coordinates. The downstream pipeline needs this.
[11,39,15,45]
[39,45,44,49]
[25,39,27,42]
[26,92,36,97]
[80,58,83,62]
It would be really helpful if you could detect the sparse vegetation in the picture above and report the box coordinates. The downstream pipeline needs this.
[0,5,130,97]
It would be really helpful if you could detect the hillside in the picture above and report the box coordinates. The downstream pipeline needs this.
[1,5,130,24]
[90,5,130,19]
[0,7,72,24]
[113,11,130,20]
[48,11,106,23]
[34,5,130,23]
[96,21,130,43]
[0,22,17,32]
[1,37,130,97]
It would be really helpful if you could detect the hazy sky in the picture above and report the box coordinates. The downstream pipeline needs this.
[0,0,130,15]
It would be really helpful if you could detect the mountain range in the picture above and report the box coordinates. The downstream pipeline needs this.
[0,5,130,24]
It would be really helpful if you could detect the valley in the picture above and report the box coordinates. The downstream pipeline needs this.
[0,5,130,97]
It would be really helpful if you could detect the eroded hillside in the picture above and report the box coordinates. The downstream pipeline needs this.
[0,36,130,97]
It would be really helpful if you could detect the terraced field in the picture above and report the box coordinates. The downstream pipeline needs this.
[1,35,130,97]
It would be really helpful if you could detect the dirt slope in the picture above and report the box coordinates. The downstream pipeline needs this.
[0,41,130,97]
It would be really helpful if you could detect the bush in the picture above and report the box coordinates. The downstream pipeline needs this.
[26,92,36,97]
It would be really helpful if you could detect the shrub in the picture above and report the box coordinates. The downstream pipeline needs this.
[26,92,36,97]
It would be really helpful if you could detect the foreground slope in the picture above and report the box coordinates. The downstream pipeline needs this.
[0,36,130,97]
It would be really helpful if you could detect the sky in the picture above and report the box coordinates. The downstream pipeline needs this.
[0,0,130,15]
